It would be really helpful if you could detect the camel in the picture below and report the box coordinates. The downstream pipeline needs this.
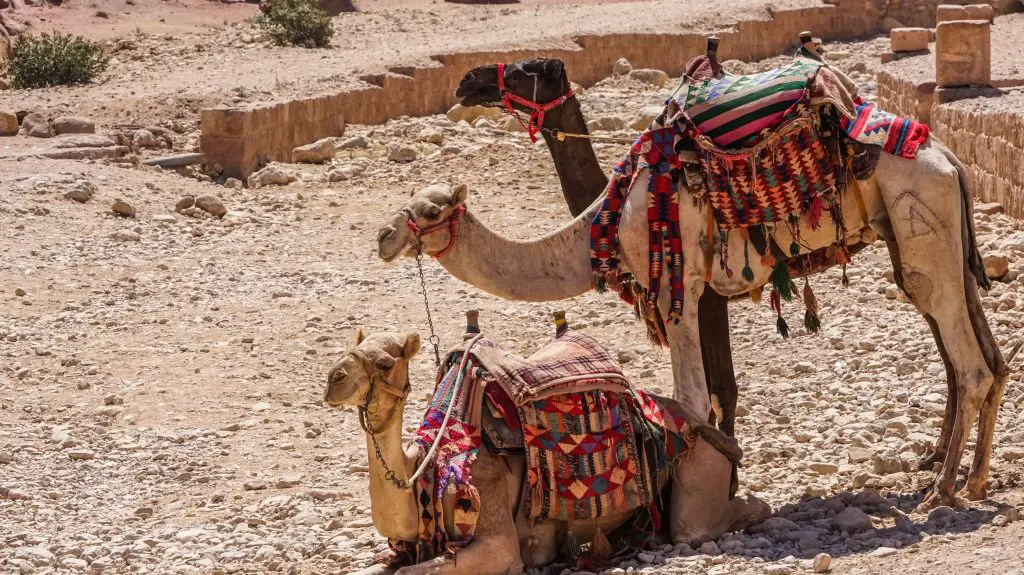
[376,56,1012,509]
[455,58,742,441]
[324,328,769,575]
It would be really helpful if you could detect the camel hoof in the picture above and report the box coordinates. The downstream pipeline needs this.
[916,490,969,514]
[960,485,988,502]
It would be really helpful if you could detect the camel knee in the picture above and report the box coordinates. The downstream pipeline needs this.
[902,268,934,313]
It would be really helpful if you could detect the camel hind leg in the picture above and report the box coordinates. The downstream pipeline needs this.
[876,149,996,509]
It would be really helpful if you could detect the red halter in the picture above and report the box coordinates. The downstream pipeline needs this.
[406,204,466,259]
[497,62,575,143]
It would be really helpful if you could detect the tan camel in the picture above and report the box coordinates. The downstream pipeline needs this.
[376,141,1009,510]
[324,328,769,575]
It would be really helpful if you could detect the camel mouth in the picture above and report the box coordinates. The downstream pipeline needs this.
[455,83,500,108]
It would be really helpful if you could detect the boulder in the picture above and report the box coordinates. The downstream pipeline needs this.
[19,112,52,138]
[446,104,504,125]
[247,164,298,189]
[317,0,357,15]
[291,138,336,164]
[628,68,669,87]
[629,105,664,131]
[984,253,1009,280]
[587,116,626,132]
[111,200,136,217]
[132,128,160,149]
[0,110,17,136]
[51,116,96,135]
[833,506,873,532]
[613,57,633,75]
[387,144,418,163]
[195,195,227,218]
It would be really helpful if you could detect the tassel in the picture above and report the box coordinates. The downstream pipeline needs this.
[591,528,611,561]
[564,525,580,559]
[803,278,821,333]
[771,289,790,339]
[770,263,793,301]
[842,263,850,287]
[761,251,776,269]
[749,285,763,303]
[807,194,825,230]
[777,314,791,339]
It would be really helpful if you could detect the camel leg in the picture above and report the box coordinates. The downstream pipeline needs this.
[878,161,995,510]
[393,532,523,575]
[665,276,713,423]
[886,239,957,471]
[670,437,770,545]
[698,289,737,437]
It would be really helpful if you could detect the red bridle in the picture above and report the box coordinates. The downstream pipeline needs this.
[497,62,575,143]
[406,204,466,259]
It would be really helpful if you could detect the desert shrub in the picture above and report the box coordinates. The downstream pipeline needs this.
[6,32,110,89]
[256,0,335,48]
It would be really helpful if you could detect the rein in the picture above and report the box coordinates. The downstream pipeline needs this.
[357,335,484,490]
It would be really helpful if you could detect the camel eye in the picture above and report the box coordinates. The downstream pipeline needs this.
[374,356,396,371]
[424,206,441,220]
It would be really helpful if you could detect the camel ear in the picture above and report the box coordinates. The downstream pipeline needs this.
[354,327,366,346]
[403,332,421,359]
[452,183,468,205]
[543,59,565,79]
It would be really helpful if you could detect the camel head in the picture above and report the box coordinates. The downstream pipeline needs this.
[377,182,468,262]
[324,328,421,418]
[455,57,569,111]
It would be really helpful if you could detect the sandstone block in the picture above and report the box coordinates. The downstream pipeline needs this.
[51,116,96,135]
[890,27,930,52]
[936,4,968,23]
[964,3,994,22]
[936,20,991,87]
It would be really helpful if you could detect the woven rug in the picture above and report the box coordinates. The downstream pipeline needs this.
[678,59,822,148]
[841,99,929,159]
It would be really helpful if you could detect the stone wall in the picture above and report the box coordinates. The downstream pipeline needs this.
[202,2,885,178]
[877,69,936,123]
[932,94,1024,218]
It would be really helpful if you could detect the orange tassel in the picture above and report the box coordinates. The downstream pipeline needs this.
[749,285,763,303]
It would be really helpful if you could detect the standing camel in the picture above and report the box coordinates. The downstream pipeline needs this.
[376,114,1008,508]
[454,58,741,439]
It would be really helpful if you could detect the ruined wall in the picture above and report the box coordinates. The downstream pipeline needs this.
[932,95,1024,218]
[202,2,884,178]
[877,69,936,123]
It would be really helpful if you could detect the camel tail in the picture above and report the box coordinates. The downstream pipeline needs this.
[943,144,991,291]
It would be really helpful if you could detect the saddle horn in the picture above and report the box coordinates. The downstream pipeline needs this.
[799,30,823,60]
[552,310,568,337]
[465,309,480,339]
[706,35,724,78]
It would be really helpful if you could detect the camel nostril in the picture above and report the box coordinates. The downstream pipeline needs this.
[377,226,396,243]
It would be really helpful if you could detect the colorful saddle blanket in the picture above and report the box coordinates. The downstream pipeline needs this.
[391,331,694,566]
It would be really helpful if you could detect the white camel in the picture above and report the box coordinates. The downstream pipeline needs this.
[324,328,769,575]
[376,130,1009,511]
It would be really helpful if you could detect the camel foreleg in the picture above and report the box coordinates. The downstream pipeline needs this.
[664,275,713,424]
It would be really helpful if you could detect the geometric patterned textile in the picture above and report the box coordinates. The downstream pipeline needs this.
[841,98,929,160]
[678,59,822,148]
[590,126,686,321]
[522,390,646,522]
[633,389,695,462]
[693,103,839,231]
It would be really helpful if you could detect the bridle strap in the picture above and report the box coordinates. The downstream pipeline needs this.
[406,204,466,259]
[497,62,575,143]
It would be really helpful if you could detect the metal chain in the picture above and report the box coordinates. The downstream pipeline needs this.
[414,248,442,368]
[362,407,408,489]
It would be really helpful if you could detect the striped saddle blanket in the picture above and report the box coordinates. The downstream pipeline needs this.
[677,59,822,149]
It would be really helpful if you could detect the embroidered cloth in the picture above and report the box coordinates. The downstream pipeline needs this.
[841,99,929,160]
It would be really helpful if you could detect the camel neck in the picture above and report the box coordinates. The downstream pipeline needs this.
[364,398,419,541]
[539,97,610,217]
[435,206,598,302]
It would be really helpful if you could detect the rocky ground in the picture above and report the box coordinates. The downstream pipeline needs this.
[3,20,1024,575]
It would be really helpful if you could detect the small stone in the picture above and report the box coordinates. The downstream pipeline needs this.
[809,462,840,475]
[112,199,136,217]
[104,394,123,406]
[847,446,873,463]
[20,112,53,138]
[388,144,418,163]
[63,181,96,203]
[247,164,298,188]
[628,68,669,87]
[0,452,12,464]
[153,214,177,223]
[795,361,817,374]
[225,177,244,189]
[870,547,897,557]
[997,447,1024,461]
[699,540,720,555]
[872,451,903,475]
[132,129,160,148]
[292,138,336,164]
[14,288,27,297]
[976,202,1003,215]
[833,506,872,532]
[613,57,633,75]
[68,449,96,461]
[253,402,272,412]
[135,506,154,518]
[51,116,96,135]
[244,479,268,491]
[175,196,196,212]
[984,253,1009,280]
[637,551,656,563]
[418,127,444,145]
[0,110,18,136]
[446,104,504,125]
[195,195,227,218]
[111,231,142,242]
[928,505,956,523]
[765,565,793,575]
[337,134,370,149]
[812,552,832,573]
[276,472,303,489]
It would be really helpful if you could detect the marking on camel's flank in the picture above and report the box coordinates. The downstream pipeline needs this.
[893,190,938,239]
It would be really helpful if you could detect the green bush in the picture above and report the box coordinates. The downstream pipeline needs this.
[256,0,334,48]
[6,32,110,89]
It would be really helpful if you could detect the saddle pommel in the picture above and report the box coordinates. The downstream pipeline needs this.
[552,310,568,337]
[465,310,481,337]
[706,36,719,58]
